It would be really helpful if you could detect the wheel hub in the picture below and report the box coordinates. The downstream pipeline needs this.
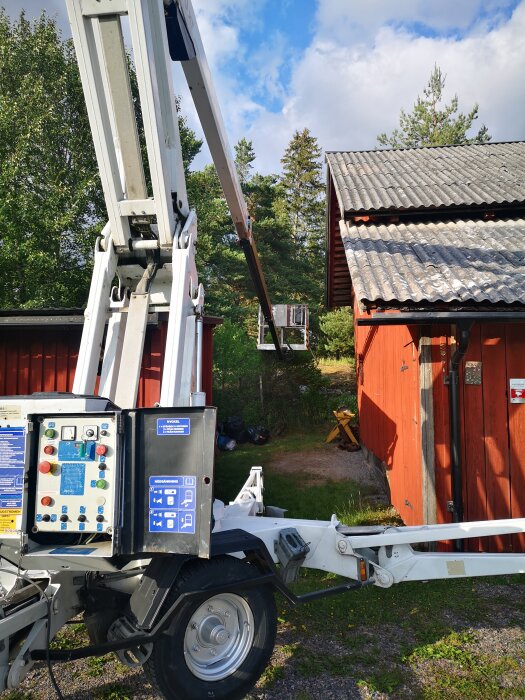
[199,616,231,646]
[184,593,255,681]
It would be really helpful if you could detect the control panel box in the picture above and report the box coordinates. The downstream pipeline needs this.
[124,407,216,558]
[32,413,120,536]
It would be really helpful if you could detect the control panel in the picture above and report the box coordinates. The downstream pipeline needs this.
[33,414,119,535]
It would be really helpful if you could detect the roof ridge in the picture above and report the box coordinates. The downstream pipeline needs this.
[325,141,525,156]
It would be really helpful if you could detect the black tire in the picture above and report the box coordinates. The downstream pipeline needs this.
[144,555,277,700]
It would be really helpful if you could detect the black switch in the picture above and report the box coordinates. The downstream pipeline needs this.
[60,514,68,522]
[96,515,104,523]
[42,514,51,522]
[78,514,87,522]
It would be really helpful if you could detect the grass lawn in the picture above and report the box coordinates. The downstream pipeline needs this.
[217,437,525,700]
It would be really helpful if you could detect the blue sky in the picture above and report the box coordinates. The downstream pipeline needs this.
[2,0,524,173]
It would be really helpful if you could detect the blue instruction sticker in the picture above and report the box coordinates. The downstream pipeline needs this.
[60,463,86,496]
[156,418,190,436]
[149,475,196,534]
[0,426,25,509]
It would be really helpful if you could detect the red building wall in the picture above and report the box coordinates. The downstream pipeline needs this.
[354,302,423,525]
[0,320,218,406]
[355,313,525,551]
[431,323,525,553]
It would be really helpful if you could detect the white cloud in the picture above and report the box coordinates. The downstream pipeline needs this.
[315,0,518,44]
[246,0,525,172]
[3,0,524,177]
[1,0,70,36]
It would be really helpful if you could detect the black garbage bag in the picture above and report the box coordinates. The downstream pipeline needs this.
[221,416,249,443]
[245,426,270,445]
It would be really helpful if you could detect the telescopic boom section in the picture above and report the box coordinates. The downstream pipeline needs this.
[68,0,282,411]
[165,0,283,358]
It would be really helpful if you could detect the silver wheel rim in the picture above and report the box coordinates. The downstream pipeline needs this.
[183,592,255,681]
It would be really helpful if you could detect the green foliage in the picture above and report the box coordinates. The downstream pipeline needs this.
[357,668,406,693]
[318,307,354,359]
[94,685,131,700]
[0,10,104,308]
[213,319,263,424]
[87,654,112,677]
[408,631,476,665]
[377,65,491,148]
[234,136,255,187]
[278,128,325,255]
[175,95,202,175]
[213,320,337,430]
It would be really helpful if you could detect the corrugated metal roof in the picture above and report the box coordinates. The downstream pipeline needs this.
[326,142,525,215]
[341,218,525,305]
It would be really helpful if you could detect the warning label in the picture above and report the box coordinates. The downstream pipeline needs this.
[510,378,525,404]
[0,508,21,533]
[0,405,21,419]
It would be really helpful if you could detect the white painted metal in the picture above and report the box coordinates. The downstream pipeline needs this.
[231,467,264,515]
[258,304,309,351]
[345,517,525,549]
[159,210,199,406]
[99,309,128,402]
[127,0,189,245]
[98,15,147,201]
[72,224,117,395]
[66,0,131,249]
[216,510,525,583]
[114,292,150,409]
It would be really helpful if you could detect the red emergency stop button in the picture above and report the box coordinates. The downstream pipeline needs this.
[40,496,53,507]
[43,445,55,455]
[96,444,107,456]
[38,461,52,474]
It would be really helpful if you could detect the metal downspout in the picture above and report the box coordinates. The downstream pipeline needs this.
[448,321,473,551]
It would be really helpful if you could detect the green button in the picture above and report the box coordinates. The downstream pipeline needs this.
[44,428,56,438]
[96,479,107,490]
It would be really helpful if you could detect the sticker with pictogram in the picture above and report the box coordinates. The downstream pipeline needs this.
[510,379,525,404]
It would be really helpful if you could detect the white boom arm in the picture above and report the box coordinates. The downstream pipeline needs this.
[70,0,281,410]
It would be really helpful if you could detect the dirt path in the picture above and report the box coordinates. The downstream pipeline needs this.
[267,445,385,491]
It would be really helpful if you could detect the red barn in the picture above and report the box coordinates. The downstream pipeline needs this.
[0,310,220,406]
[326,142,525,552]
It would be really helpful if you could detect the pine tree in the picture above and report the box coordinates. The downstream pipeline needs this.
[278,129,325,253]
[234,137,255,187]
[377,65,491,149]
[175,96,202,175]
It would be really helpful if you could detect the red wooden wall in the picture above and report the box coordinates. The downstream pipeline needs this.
[432,323,525,553]
[0,320,218,405]
[354,302,423,525]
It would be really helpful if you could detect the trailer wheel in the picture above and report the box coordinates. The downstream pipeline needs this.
[144,555,277,700]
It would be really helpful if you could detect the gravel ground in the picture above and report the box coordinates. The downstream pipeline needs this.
[267,445,387,492]
[4,448,525,700]
[10,598,525,700]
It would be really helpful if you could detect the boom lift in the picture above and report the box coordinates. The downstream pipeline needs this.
[0,2,525,699]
